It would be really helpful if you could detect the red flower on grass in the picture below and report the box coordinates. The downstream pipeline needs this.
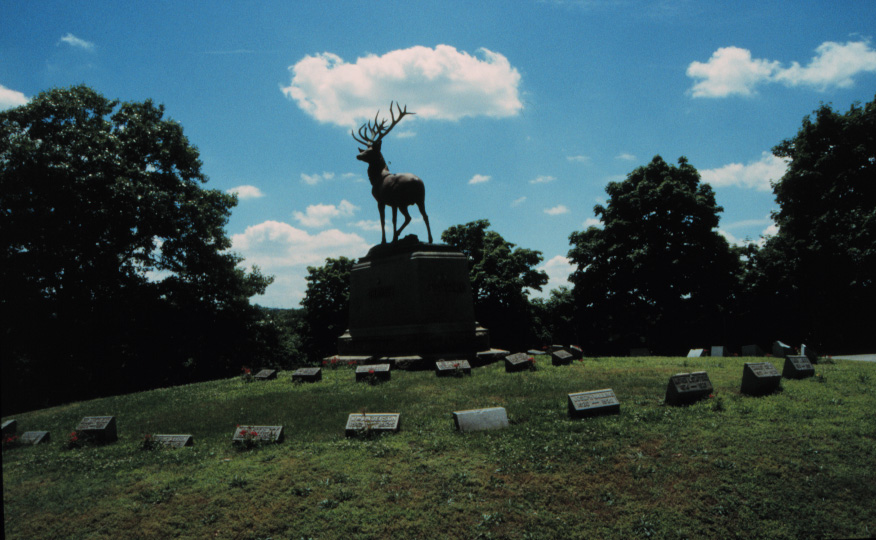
[368,369,375,374]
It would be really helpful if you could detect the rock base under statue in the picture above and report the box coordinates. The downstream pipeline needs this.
[338,236,490,363]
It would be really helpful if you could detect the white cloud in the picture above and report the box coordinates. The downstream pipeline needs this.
[301,172,336,185]
[293,200,358,228]
[544,204,570,216]
[530,175,556,184]
[567,155,590,163]
[616,153,637,161]
[700,152,789,191]
[230,220,369,307]
[718,229,747,247]
[510,196,527,207]
[583,217,602,228]
[282,45,523,126]
[468,174,491,185]
[226,185,265,200]
[719,221,780,248]
[350,219,382,231]
[688,40,876,98]
[0,84,28,110]
[58,33,95,51]
[530,255,573,298]
[687,46,779,98]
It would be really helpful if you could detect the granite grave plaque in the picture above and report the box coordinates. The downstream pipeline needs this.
[505,352,534,372]
[527,349,546,356]
[782,355,815,379]
[355,363,391,382]
[1,419,16,435]
[435,360,472,377]
[687,348,706,358]
[76,416,117,442]
[665,372,713,406]
[254,369,277,380]
[741,344,765,357]
[232,425,283,443]
[741,362,781,396]
[551,349,574,366]
[452,407,509,432]
[569,345,584,360]
[801,344,819,364]
[20,431,50,445]
[345,413,400,437]
[568,389,620,418]
[772,341,794,358]
[152,434,194,447]
[711,346,727,357]
[292,367,322,383]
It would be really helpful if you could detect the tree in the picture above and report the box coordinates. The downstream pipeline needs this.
[298,257,355,362]
[568,156,741,355]
[441,220,548,350]
[0,85,274,413]
[745,97,876,351]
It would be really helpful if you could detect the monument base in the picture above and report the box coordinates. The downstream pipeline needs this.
[339,236,489,362]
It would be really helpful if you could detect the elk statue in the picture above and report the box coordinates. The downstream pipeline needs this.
[352,102,433,244]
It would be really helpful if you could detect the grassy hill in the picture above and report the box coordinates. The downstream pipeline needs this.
[3,355,875,539]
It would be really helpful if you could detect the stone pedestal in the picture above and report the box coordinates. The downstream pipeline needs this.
[338,237,489,360]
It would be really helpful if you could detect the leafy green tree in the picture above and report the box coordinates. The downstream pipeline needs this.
[0,85,273,413]
[441,220,548,350]
[530,285,577,347]
[745,97,876,351]
[568,156,741,354]
[298,257,355,362]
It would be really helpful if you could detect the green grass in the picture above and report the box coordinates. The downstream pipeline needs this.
[3,356,875,539]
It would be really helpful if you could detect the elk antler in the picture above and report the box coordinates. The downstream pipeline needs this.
[352,102,415,147]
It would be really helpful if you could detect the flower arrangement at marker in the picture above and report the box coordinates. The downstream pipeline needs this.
[240,366,253,383]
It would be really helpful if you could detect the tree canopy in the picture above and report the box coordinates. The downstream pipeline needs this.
[744,96,876,351]
[568,156,741,354]
[1,85,275,413]
[441,219,548,349]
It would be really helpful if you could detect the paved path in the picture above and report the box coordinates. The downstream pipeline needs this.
[831,354,876,362]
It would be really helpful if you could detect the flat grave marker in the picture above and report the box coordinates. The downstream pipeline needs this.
[568,389,620,419]
[452,407,509,432]
[292,367,322,383]
[665,372,713,406]
[254,369,277,380]
[152,434,194,448]
[741,344,765,357]
[505,352,534,372]
[355,363,391,382]
[741,362,781,396]
[630,347,651,357]
[772,341,794,358]
[687,348,706,358]
[232,425,283,443]
[551,349,574,366]
[527,349,546,356]
[76,416,117,443]
[435,360,471,377]
[711,346,727,357]
[783,355,815,379]
[20,431,50,445]
[569,345,584,359]
[345,413,400,437]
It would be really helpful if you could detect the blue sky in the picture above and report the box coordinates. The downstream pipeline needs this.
[2,1,875,308]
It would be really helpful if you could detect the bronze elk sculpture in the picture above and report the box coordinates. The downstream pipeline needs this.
[353,102,433,244]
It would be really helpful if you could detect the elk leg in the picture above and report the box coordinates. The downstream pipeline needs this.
[395,206,412,241]
[391,206,399,242]
[378,203,387,244]
[417,201,432,244]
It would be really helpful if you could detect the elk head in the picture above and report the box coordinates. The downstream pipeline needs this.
[352,102,415,165]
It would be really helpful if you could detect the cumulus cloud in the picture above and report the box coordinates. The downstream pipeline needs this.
[719,220,779,247]
[468,174,491,185]
[567,155,590,163]
[301,172,336,185]
[0,84,28,110]
[530,175,556,184]
[59,33,95,51]
[511,196,527,207]
[688,40,876,97]
[282,45,523,126]
[231,220,369,306]
[293,200,358,228]
[226,185,265,200]
[350,219,382,232]
[700,152,789,191]
[530,255,573,298]
[616,153,637,161]
[583,217,602,228]
[544,204,570,216]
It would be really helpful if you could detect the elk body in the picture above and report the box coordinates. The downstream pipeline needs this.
[353,102,433,244]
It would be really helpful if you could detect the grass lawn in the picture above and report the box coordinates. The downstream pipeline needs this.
[2,355,875,539]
